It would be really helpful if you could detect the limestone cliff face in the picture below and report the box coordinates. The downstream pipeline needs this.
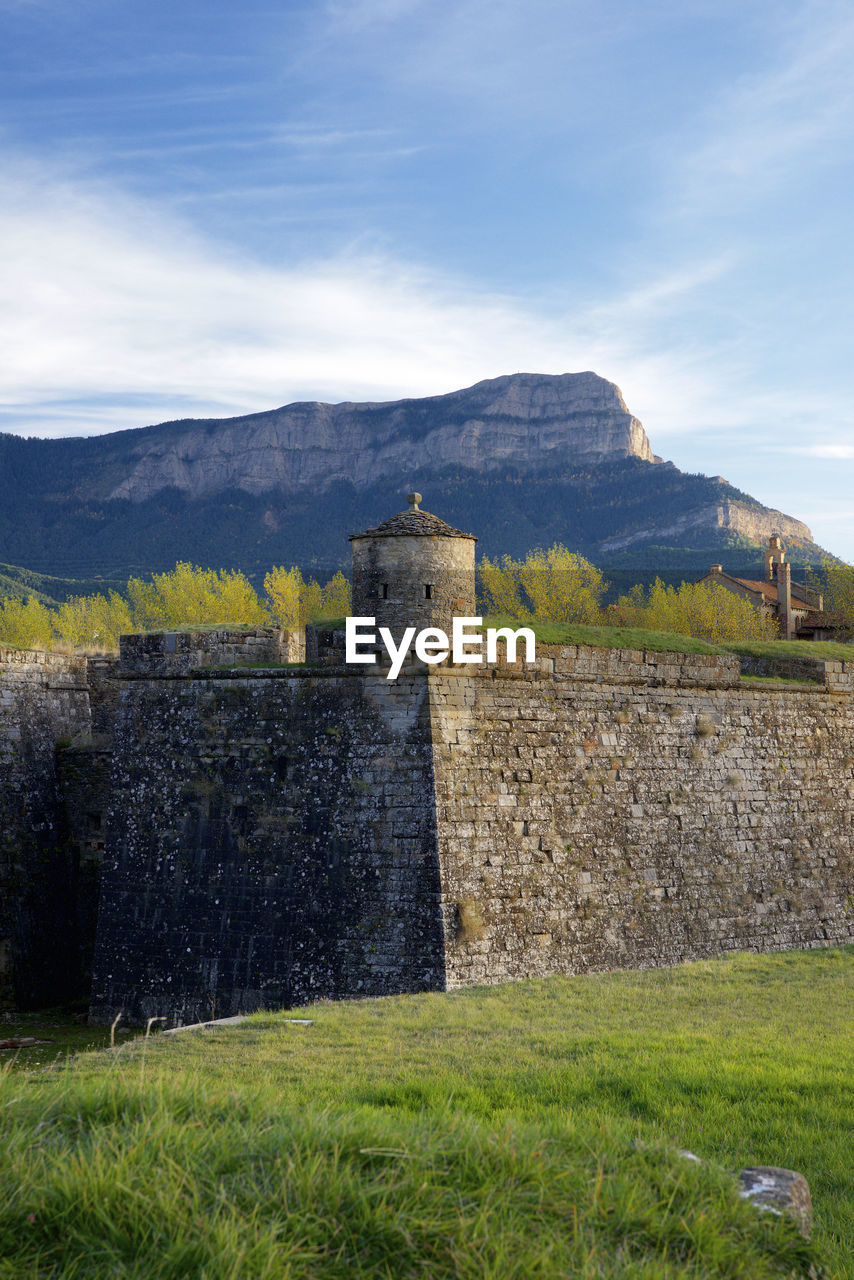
[106,372,655,503]
[597,500,814,555]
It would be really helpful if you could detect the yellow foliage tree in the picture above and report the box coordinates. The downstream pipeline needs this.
[312,570,351,620]
[479,544,607,624]
[816,557,854,636]
[54,591,134,649]
[265,567,351,627]
[264,566,304,630]
[1,560,355,653]
[0,596,55,649]
[126,563,267,630]
[612,578,777,643]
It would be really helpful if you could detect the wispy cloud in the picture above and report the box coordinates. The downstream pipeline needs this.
[323,0,425,31]
[671,3,854,215]
[0,158,739,442]
[791,445,854,460]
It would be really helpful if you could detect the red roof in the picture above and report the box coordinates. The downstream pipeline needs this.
[708,574,812,610]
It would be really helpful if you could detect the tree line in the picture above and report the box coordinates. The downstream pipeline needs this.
[0,547,851,652]
[0,563,350,651]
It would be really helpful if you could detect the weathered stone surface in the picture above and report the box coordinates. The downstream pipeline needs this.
[105,373,656,503]
[88,644,854,1025]
[0,647,93,1008]
[120,627,300,677]
[89,670,445,1026]
[3,630,853,1025]
[433,650,854,987]
[738,1167,813,1238]
[351,526,477,646]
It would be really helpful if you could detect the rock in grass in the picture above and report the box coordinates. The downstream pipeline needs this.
[738,1167,812,1238]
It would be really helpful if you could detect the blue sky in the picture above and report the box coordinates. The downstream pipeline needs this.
[1,0,853,557]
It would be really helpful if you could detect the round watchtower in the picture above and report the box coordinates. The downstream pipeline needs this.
[349,493,477,638]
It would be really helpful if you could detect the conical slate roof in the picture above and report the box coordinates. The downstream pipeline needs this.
[349,494,477,541]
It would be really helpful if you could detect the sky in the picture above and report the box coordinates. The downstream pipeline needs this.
[1,0,852,557]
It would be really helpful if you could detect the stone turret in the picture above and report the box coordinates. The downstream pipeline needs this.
[349,493,477,639]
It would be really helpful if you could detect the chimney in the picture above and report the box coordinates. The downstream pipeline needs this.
[709,564,723,575]
[777,562,793,640]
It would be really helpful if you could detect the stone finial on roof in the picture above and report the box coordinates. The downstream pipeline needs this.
[407,492,422,510]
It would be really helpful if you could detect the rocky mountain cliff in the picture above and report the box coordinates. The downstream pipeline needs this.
[100,371,654,503]
[0,372,827,583]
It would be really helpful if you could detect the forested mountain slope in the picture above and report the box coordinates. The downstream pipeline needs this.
[0,372,825,583]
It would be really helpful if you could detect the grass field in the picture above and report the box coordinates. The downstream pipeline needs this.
[481,618,854,664]
[2,948,852,1278]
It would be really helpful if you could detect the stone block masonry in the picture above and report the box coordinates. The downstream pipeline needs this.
[89,643,854,1025]
[0,647,94,1008]
[119,626,302,678]
[89,669,445,1025]
[432,647,854,986]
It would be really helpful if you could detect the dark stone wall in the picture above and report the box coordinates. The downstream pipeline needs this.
[119,628,301,678]
[56,743,113,999]
[90,670,445,1025]
[87,646,854,1025]
[0,648,93,1008]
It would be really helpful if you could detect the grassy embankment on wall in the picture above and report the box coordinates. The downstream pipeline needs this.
[2,948,852,1277]
[482,617,853,664]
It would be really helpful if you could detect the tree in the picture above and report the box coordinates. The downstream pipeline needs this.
[479,544,607,624]
[264,566,304,630]
[265,567,352,628]
[127,563,267,630]
[815,558,854,637]
[610,578,777,643]
[54,591,133,649]
[0,595,55,649]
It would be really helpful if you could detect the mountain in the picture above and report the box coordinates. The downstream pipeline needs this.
[0,562,125,606]
[0,372,829,586]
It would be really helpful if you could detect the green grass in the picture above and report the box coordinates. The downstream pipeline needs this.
[3,949,852,1278]
[0,1008,125,1069]
[737,675,817,688]
[724,638,853,662]
[482,618,854,663]
[483,618,721,654]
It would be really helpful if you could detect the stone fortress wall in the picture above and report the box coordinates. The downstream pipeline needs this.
[88,642,854,1024]
[1,494,853,1022]
[0,646,94,1008]
[432,648,854,988]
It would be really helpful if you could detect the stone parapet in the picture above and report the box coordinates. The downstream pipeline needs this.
[89,670,444,1026]
[519,643,740,688]
[432,663,854,991]
[823,660,853,694]
[119,626,302,677]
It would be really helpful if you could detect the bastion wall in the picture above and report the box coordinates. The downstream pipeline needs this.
[89,645,854,1024]
[3,631,852,1021]
[0,646,94,1008]
[432,649,854,987]
[89,670,445,1025]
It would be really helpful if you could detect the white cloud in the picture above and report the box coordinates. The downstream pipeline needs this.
[1,153,852,550]
[0,157,734,439]
[791,445,854,460]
